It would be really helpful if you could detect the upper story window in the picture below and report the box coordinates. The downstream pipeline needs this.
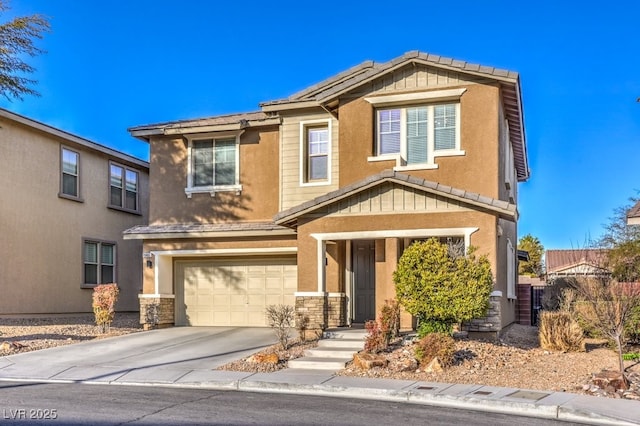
[185,133,242,198]
[60,147,81,200]
[109,162,139,213]
[300,119,332,186]
[83,239,115,287]
[376,103,462,168]
[365,88,467,171]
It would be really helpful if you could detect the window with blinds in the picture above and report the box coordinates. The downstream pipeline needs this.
[61,147,80,199]
[83,240,115,286]
[192,138,238,187]
[109,162,139,212]
[377,103,460,166]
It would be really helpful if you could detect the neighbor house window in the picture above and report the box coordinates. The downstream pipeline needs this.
[185,135,241,197]
[109,162,139,212]
[60,147,80,199]
[83,240,115,286]
[376,103,461,166]
[300,119,331,185]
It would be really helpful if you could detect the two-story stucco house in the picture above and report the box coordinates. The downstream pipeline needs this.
[0,109,149,314]
[125,51,529,334]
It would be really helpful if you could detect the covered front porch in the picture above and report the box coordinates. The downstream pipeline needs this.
[294,228,478,333]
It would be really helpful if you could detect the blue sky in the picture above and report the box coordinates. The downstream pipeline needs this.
[2,1,639,250]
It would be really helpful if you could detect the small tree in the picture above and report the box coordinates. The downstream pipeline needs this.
[92,284,119,334]
[393,238,494,329]
[571,277,640,388]
[0,1,50,99]
[518,234,545,277]
[265,304,294,350]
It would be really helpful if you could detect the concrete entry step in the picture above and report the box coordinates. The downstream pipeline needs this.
[287,357,352,370]
[322,329,368,340]
[317,339,365,349]
[288,327,368,371]
[304,346,362,358]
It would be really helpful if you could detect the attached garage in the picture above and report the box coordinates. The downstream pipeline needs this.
[174,257,297,326]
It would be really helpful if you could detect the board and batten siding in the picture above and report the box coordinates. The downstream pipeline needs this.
[280,111,339,210]
[311,182,471,217]
[350,63,486,97]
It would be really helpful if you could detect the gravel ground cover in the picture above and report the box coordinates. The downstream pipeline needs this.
[0,313,142,354]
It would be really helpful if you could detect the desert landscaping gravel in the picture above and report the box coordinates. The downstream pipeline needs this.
[2,315,639,400]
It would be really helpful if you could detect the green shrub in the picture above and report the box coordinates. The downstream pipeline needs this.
[539,311,584,352]
[417,318,453,338]
[265,304,294,349]
[414,332,455,367]
[92,284,119,334]
[393,239,493,328]
[625,304,640,343]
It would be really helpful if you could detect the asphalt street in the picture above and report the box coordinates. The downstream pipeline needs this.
[0,382,580,426]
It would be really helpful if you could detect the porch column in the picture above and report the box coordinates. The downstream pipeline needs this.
[316,238,326,293]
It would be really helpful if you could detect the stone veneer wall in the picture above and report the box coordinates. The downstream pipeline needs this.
[462,294,501,333]
[295,294,347,334]
[139,297,175,330]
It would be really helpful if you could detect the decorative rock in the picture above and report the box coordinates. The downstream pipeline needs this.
[353,353,388,370]
[246,353,279,364]
[592,370,627,391]
[424,357,444,373]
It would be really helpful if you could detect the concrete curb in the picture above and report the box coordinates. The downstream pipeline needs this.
[1,375,636,425]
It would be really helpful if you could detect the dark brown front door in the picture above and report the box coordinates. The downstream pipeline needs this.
[353,239,375,323]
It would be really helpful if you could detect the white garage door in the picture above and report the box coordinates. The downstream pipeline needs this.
[174,258,297,326]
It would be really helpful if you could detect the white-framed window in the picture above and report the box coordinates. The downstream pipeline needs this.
[507,238,516,299]
[83,239,116,287]
[109,162,139,213]
[60,146,81,200]
[185,132,242,197]
[374,103,463,169]
[300,119,331,186]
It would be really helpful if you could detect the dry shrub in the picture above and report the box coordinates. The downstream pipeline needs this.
[414,332,455,367]
[539,311,584,352]
[364,320,387,353]
[265,304,294,349]
[92,284,119,334]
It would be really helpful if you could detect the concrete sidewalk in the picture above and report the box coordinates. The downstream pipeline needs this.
[1,330,638,425]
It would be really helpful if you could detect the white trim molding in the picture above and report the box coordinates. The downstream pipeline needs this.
[364,87,467,106]
[299,118,332,187]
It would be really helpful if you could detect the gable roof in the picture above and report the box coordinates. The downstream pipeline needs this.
[0,108,148,169]
[262,51,528,182]
[628,200,640,225]
[128,111,281,140]
[274,170,516,227]
[545,249,609,274]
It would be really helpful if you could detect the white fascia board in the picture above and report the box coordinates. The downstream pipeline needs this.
[365,88,467,106]
[150,247,298,257]
[311,227,479,241]
[123,229,296,240]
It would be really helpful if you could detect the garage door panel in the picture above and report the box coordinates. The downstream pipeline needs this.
[176,257,297,326]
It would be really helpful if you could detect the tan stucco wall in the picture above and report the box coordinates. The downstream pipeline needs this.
[295,210,499,295]
[0,117,149,314]
[497,218,518,327]
[147,127,280,225]
[338,84,502,200]
[140,236,298,294]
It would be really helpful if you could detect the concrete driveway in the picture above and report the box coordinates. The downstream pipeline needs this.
[0,327,277,384]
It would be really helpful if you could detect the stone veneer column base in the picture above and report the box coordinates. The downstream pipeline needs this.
[462,294,502,336]
[139,296,175,330]
[295,293,346,338]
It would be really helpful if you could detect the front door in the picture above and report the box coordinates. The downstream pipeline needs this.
[353,240,375,323]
